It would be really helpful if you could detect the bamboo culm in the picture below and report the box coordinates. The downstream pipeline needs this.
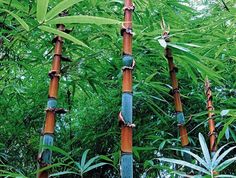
[205,78,217,156]
[37,23,66,178]
[118,0,135,177]
[163,32,190,152]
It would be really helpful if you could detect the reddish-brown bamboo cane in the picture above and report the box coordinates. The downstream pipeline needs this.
[118,0,135,177]
[37,23,67,178]
[205,78,217,155]
[163,31,189,148]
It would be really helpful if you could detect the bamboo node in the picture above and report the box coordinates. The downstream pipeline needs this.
[208,131,217,137]
[123,4,135,12]
[52,36,63,44]
[45,108,67,114]
[48,70,61,78]
[170,66,178,73]
[118,112,135,128]
[169,88,180,95]
[122,59,135,71]
[121,25,134,36]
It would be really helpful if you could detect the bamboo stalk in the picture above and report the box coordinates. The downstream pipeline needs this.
[163,32,189,148]
[205,78,217,155]
[37,23,65,178]
[119,0,135,177]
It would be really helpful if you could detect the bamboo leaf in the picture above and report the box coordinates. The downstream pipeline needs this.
[49,171,79,177]
[198,133,211,166]
[38,26,88,48]
[81,149,89,168]
[213,146,236,169]
[167,43,191,53]
[83,162,107,173]
[45,0,83,21]
[216,175,236,178]
[170,148,209,170]
[220,109,230,117]
[2,9,29,31]
[46,15,121,25]
[0,0,29,13]
[158,158,210,175]
[212,143,229,167]
[36,0,49,22]
[158,39,167,48]
[83,156,99,171]
[217,117,235,144]
[215,157,236,172]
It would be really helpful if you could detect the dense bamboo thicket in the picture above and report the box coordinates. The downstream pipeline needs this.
[0,0,236,177]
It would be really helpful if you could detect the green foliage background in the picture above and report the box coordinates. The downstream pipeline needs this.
[0,0,236,177]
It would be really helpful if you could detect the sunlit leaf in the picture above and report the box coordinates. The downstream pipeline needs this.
[46,15,121,25]
[38,25,88,47]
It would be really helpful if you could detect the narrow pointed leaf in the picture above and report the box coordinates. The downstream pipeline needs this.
[216,175,236,178]
[45,0,83,21]
[158,158,210,175]
[198,133,211,165]
[81,149,89,168]
[213,146,236,169]
[49,171,79,177]
[212,143,229,166]
[83,162,107,174]
[3,9,29,31]
[38,26,88,48]
[167,43,191,52]
[217,117,235,144]
[83,156,99,171]
[36,0,49,22]
[171,148,209,169]
[47,15,121,25]
[215,157,236,172]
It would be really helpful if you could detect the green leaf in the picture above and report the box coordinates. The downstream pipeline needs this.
[158,158,210,175]
[46,15,121,25]
[167,43,191,53]
[49,171,79,177]
[0,0,29,13]
[171,148,209,170]
[220,109,230,117]
[45,0,83,21]
[36,0,49,22]
[38,26,88,48]
[216,175,236,178]
[198,133,211,166]
[99,155,113,162]
[215,157,236,172]
[212,143,229,167]
[39,145,71,158]
[2,9,29,31]
[217,117,235,144]
[83,162,107,173]
[213,146,236,169]
[83,156,99,171]
[81,149,89,168]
